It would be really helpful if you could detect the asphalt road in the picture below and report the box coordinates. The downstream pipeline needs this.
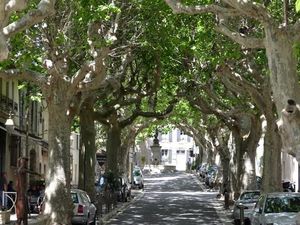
[105,171,232,225]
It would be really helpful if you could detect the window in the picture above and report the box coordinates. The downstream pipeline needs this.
[177,129,181,142]
[169,133,172,142]
[71,193,79,203]
[161,149,168,156]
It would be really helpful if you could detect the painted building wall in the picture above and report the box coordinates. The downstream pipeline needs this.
[138,128,197,171]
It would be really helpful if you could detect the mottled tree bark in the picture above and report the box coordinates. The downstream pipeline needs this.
[79,97,96,201]
[43,94,73,225]
[106,115,121,175]
[262,117,282,192]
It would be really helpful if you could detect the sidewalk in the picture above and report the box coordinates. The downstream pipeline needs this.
[192,172,234,225]
[99,189,144,224]
[3,213,48,225]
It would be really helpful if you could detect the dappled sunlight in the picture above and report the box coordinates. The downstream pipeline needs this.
[107,172,224,225]
[43,166,66,217]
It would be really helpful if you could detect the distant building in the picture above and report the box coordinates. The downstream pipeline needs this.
[137,128,198,171]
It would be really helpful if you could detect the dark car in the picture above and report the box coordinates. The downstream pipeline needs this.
[95,174,131,202]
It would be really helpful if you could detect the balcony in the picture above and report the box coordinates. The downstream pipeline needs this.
[0,94,18,114]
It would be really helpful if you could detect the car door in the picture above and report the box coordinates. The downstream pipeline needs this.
[251,195,265,225]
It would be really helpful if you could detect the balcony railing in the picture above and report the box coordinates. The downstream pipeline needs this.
[0,94,18,113]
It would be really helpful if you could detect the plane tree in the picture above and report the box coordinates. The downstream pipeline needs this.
[164,0,300,163]
[78,0,200,189]
[0,1,121,223]
[215,52,282,192]
[92,53,178,176]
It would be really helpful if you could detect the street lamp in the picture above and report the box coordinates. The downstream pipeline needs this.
[5,112,15,134]
[5,109,29,158]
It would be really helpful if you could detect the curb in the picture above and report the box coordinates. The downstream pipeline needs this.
[99,190,144,224]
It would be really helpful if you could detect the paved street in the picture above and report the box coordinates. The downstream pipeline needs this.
[105,172,232,225]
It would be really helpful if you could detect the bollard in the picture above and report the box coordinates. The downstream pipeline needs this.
[237,203,245,225]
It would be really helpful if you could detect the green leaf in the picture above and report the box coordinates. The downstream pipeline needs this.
[296,0,300,12]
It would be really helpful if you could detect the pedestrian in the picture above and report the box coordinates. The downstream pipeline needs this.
[15,157,40,225]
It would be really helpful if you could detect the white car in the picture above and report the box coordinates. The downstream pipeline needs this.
[251,192,300,225]
[71,189,97,225]
[232,190,260,225]
[133,168,144,189]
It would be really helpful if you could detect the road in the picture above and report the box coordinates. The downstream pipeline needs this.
[105,171,233,225]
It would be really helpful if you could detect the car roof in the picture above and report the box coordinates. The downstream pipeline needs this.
[265,192,300,197]
[71,188,86,193]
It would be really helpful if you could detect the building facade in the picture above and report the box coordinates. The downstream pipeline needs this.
[0,78,80,190]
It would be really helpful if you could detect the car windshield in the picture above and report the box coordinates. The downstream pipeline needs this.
[240,192,260,201]
[265,196,300,213]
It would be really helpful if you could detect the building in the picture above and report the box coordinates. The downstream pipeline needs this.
[136,128,197,171]
[0,78,80,191]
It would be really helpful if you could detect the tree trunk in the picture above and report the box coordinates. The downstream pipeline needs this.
[219,146,231,209]
[79,97,96,201]
[265,26,300,162]
[265,26,300,112]
[261,117,282,192]
[231,128,245,200]
[118,145,129,175]
[44,99,73,225]
[106,119,121,175]
[244,115,262,190]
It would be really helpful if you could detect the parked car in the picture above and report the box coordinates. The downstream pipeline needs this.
[95,173,131,202]
[251,192,300,225]
[71,189,97,225]
[282,179,296,192]
[199,163,208,178]
[232,190,261,225]
[133,168,144,189]
[115,176,131,202]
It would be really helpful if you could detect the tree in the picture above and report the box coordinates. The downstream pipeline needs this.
[164,0,300,164]
[0,1,120,223]
[0,0,56,61]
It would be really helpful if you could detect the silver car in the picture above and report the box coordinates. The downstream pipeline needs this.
[251,192,300,225]
[71,189,97,225]
[133,168,144,189]
[232,190,260,225]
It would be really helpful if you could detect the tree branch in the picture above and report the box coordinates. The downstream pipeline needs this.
[215,23,265,49]
[0,69,47,88]
[3,0,56,38]
[164,0,241,17]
